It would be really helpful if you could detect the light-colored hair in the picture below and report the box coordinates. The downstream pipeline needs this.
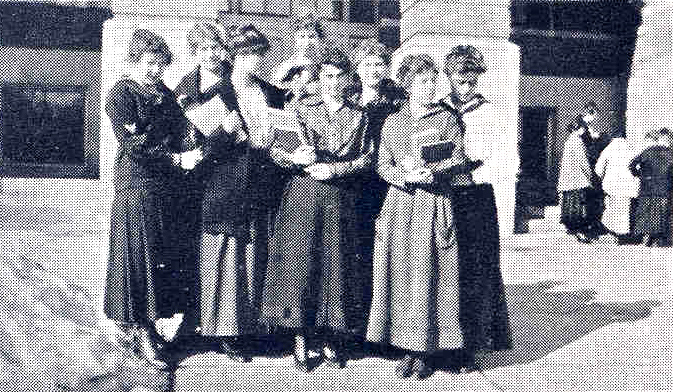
[397,54,437,90]
[186,22,226,56]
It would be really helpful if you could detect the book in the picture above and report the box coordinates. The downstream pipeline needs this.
[410,127,454,164]
[268,108,308,154]
[184,95,231,137]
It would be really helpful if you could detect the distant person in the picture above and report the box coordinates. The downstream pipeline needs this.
[594,126,640,244]
[558,102,610,243]
[629,128,673,247]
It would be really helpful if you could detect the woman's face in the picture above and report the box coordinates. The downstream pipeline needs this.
[294,29,322,56]
[449,71,479,103]
[357,55,388,89]
[319,64,349,101]
[410,69,438,107]
[196,39,224,72]
[234,53,263,77]
[133,52,167,85]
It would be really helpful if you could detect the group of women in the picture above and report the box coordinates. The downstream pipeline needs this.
[103,13,511,380]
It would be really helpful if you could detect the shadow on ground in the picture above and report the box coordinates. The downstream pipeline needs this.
[476,280,661,370]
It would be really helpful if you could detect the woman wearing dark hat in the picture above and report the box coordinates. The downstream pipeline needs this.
[262,47,371,372]
[103,29,196,368]
[272,9,325,98]
[348,38,407,325]
[170,22,248,357]
[191,23,286,361]
[366,54,511,379]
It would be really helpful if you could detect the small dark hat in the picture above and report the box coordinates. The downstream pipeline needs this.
[443,45,486,75]
[226,24,270,57]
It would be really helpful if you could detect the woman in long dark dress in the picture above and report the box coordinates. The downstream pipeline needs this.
[629,128,673,247]
[365,54,511,379]
[192,24,286,360]
[262,47,372,372]
[103,29,194,368]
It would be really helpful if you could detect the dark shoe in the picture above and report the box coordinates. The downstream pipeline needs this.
[323,345,347,369]
[219,341,252,363]
[395,355,415,379]
[413,357,435,380]
[573,232,592,244]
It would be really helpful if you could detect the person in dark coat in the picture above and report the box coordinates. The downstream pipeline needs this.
[629,128,673,247]
[170,22,242,355]
[192,24,287,361]
[347,39,407,335]
[103,29,195,368]
[261,47,372,372]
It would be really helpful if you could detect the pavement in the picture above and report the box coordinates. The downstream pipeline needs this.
[0,203,670,391]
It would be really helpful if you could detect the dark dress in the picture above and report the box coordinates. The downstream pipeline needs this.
[560,129,610,237]
[192,73,287,337]
[261,96,372,336]
[103,78,192,325]
[629,145,673,238]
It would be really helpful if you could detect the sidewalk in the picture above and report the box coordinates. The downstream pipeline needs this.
[0,208,670,391]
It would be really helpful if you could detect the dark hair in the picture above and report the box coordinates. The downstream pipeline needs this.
[657,127,671,138]
[351,39,391,67]
[583,101,598,116]
[291,10,325,39]
[227,24,270,57]
[127,29,172,64]
[397,54,437,90]
[187,22,226,56]
[281,64,319,83]
[319,47,351,74]
[443,45,486,75]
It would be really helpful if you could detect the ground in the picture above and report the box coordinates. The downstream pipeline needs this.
[0,202,670,391]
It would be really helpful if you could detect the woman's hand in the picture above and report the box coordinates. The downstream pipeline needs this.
[404,167,434,184]
[304,163,333,181]
[292,145,317,166]
[180,148,203,170]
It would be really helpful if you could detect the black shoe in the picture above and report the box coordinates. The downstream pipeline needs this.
[323,345,347,369]
[395,355,415,379]
[413,357,435,380]
[219,341,252,363]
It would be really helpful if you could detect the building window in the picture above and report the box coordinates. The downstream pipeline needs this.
[238,0,292,16]
[349,0,378,24]
[379,0,400,20]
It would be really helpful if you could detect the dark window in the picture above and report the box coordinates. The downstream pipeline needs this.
[378,25,400,49]
[349,0,378,24]
[1,83,86,166]
[511,2,552,30]
[379,0,400,20]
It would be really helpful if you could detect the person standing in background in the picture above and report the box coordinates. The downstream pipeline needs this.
[440,45,519,239]
[629,128,673,247]
[558,102,610,243]
[594,126,640,244]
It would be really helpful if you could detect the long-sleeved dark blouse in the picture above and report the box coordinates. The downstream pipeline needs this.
[105,78,192,191]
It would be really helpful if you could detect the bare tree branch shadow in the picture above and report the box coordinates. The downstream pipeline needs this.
[476,280,661,370]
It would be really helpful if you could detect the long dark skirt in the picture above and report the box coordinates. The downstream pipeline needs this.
[560,187,605,235]
[451,184,512,352]
[104,186,168,326]
[261,175,363,335]
[634,196,671,236]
